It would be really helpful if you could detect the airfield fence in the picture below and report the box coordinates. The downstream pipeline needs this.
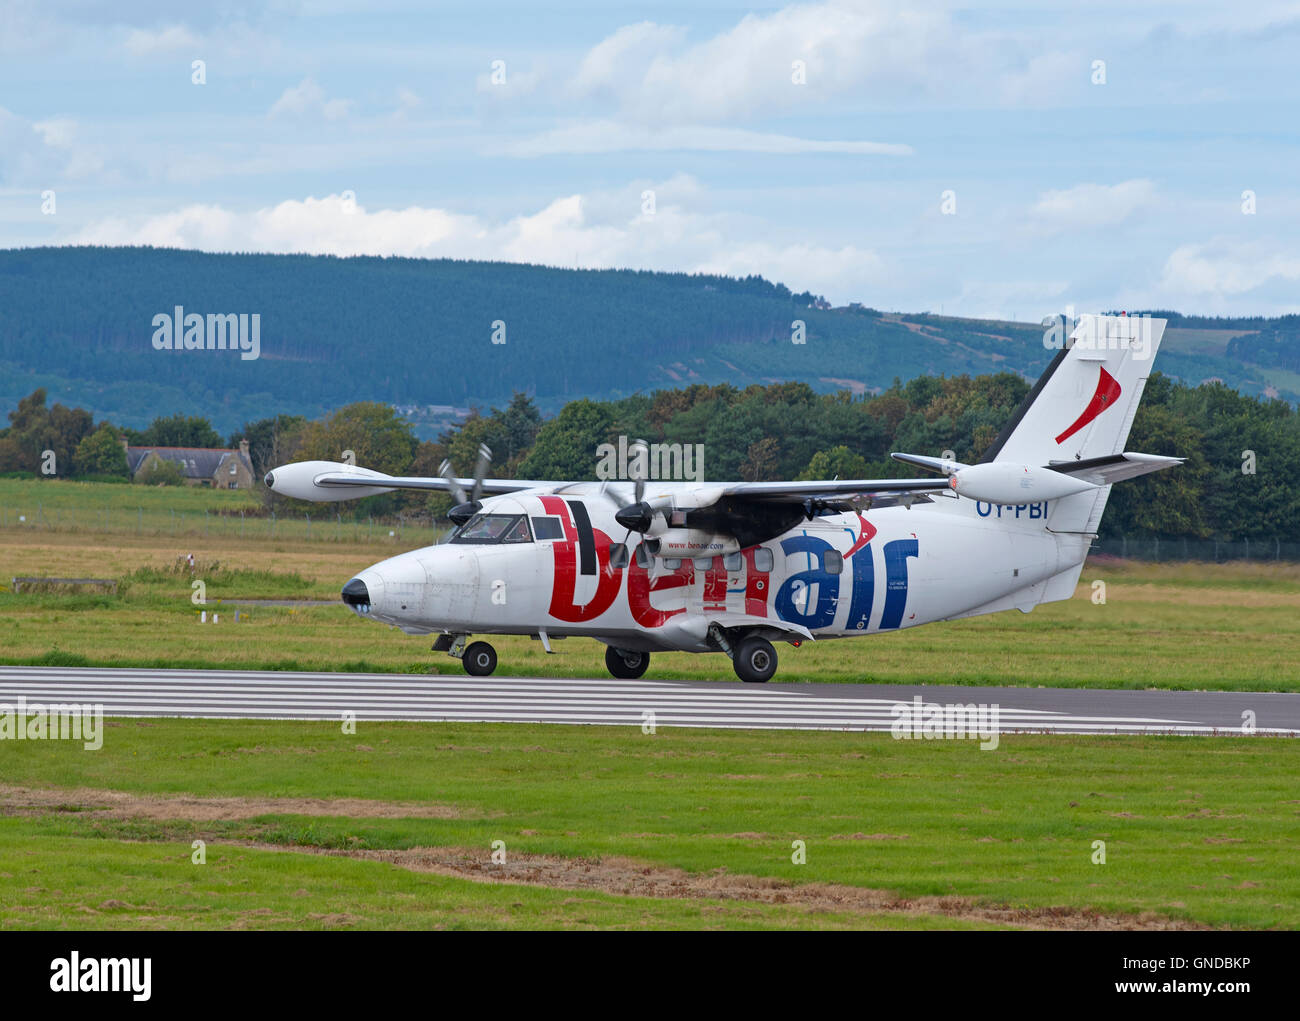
[1090,537,1300,562]
[0,504,453,546]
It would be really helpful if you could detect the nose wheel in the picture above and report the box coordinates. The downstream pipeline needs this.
[462,641,498,676]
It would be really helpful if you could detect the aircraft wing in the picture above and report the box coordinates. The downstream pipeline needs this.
[311,472,546,495]
[267,458,952,506]
[263,460,561,502]
[720,478,949,504]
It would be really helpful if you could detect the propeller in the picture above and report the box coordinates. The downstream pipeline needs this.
[441,443,493,526]
[605,439,654,568]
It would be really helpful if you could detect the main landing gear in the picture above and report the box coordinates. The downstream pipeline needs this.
[731,636,777,684]
[707,624,779,683]
[605,646,650,680]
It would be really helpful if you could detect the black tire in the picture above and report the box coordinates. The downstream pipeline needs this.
[733,636,777,683]
[605,646,650,680]
[462,641,497,676]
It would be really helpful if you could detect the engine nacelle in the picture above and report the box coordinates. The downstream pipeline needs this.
[650,528,741,558]
[949,462,1098,504]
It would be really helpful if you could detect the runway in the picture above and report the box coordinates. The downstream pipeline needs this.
[1,666,1297,736]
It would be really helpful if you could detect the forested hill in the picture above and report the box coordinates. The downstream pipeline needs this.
[0,246,1294,435]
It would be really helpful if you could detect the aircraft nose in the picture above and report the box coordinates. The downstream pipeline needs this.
[341,577,370,609]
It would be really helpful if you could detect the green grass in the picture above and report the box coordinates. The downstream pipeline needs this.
[2,721,1297,929]
[0,477,445,546]
[4,822,977,930]
[0,476,260,513]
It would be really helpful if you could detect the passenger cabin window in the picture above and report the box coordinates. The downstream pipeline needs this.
[451,513,533,544]
[531,516,564,540]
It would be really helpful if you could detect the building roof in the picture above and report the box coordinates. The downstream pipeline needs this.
[127,446,251,479]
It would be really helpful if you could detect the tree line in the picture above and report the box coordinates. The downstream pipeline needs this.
[5,371,1297,541]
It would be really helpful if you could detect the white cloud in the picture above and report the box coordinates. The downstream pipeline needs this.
[269,78,352,120]
[1160,240,1300,296]
[0,109,103,183]
[124,25,199,56]
[565,1,1077,123]
[692,241,889,300]
[32,118,76,148]
[66,185,889,304]
[1030,179,1156,232]
[501,120,910,157]
[568,21,687,100]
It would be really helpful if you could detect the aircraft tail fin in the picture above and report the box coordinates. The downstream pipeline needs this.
[980,314,1166,467]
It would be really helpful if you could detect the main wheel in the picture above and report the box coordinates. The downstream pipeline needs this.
[733,636,777,683]
[462,641,497,676]
[605,646,650,680]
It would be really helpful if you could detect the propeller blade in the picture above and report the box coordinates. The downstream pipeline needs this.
[628,438,649,505]
[438,459,468,505]
[470,443,493,503]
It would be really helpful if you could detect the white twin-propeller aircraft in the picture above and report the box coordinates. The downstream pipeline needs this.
[267,314,1181,683]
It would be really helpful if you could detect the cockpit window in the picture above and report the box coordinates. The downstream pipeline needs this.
[450,513,533,544]
[531,516,564,540]
[502,517,531,543]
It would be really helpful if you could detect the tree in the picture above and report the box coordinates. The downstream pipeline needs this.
[137,457,187,486]
[740,437,782,481]
[133,413,224,449]
[438,394,543,481]
[1102,404,1210,538]
[230,414,306,479]
[72,424,129,478]
[798,446,872,481]
[0,388,95,475]
[295,402,418,476]
[517,400,615,479]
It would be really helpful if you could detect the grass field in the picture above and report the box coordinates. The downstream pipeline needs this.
[1,530,1298,689]
[2,722,1297,930]
[1,488,1297,930]
[0,477,444,546]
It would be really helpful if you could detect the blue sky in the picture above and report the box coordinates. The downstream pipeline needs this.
[3,0,1300,319]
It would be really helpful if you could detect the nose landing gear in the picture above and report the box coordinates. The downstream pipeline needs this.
[461,641,498,676]
[434,634,498,676]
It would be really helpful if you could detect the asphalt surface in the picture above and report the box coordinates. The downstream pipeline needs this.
[1,666,1296,735]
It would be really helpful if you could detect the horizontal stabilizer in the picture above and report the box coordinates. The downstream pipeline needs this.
[1046,452,1184,486]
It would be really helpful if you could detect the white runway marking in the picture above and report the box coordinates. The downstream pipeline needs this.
[1,666,1295,736]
